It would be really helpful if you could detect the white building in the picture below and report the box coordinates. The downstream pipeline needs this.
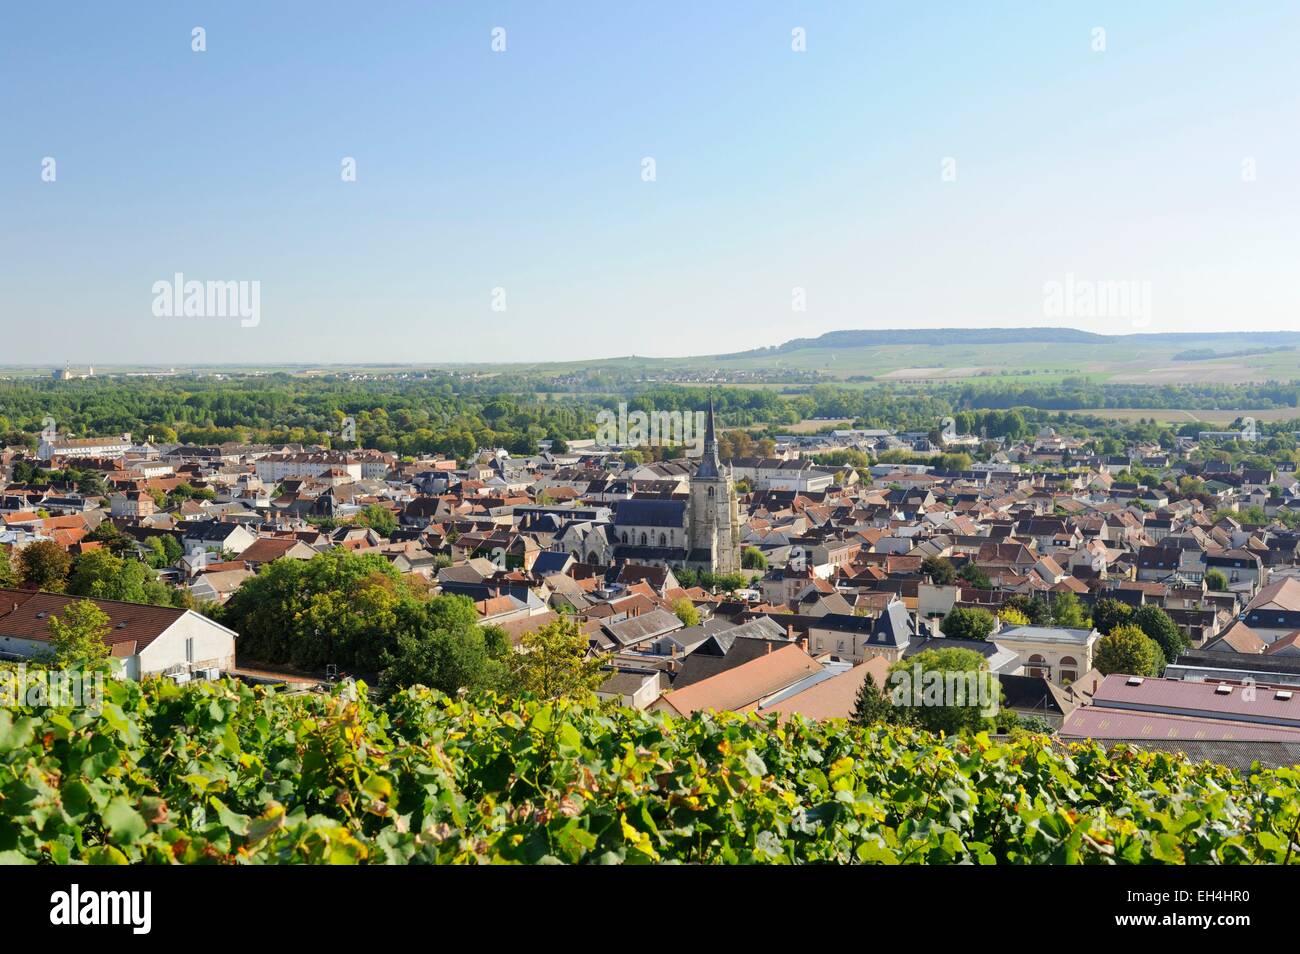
[0,588,238,681]
[993,625,1100,686]
[38,433,134,461]
[255,452,362,483]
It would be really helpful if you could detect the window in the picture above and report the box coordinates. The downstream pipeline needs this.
[659,533,667,547]
[1027,654,1048,679]
[1059,655,1077,685]
[640,533,647,546]
[185,637,195,664]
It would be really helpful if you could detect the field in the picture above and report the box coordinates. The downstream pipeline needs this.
[1075,408,1300,425]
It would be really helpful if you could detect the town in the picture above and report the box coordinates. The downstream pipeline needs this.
[2,374,1299,776]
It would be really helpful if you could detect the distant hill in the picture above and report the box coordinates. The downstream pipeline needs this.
[722,328,1300,360]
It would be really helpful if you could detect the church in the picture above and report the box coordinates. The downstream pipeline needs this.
[611,401,742,573]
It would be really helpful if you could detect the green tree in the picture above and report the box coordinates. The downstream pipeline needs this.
[941,606,996,641]
[0,546,16,588]
[1094,623,1160,677]
[887,648,998,735]
[922,556,958,585]
[741,547,768,570]
[222,550,431,671]
[850,672,892,727]
[506,617,606,701]
[672,598,700,628]
[1132,605,1188,661]
[1002,594,1050,625]
[1091,597,1132,636]
[377,595,509,698]
[357,505,398,538]
[17,541,72,592]
[957,563,992,590]
[47,599,112,667]
[1204,569,1229,591]
[1049,591,1089,629]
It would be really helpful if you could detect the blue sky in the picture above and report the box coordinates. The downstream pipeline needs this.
[2,1,1297,364]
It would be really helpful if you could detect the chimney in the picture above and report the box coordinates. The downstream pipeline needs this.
[766,641,772,654]
[798,636,808,653]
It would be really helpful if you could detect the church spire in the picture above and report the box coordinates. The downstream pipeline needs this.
[697,396,722,478]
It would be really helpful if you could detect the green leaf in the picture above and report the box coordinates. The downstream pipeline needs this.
[102,797,148,845]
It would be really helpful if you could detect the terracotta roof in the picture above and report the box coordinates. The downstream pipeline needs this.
[655,643,821,717]
[760,657,891,722]
[0,587,187,651]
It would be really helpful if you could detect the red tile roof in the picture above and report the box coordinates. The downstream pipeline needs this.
[0,587,187,651]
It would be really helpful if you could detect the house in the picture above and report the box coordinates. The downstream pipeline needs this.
[993,624,1100,686]
[1061,673,1300,743]
[807,602,913,664]
[188,568,254,604]
[236,536,319,570]
[0,588,238,681]
[1241,577,1300,645]
[757,657,892,721]
[649,642,822,717]
[181,520,258,557]
[596,667,668,710]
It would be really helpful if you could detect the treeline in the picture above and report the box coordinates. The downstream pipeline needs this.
[2,375,1298,465]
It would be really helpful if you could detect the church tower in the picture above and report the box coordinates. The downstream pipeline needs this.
[688,398,741,573]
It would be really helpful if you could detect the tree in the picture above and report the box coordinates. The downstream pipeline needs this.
[377,595,509,698]
[672,598,700,628]
[506,617,606,701]
[1002,594,1050,625]
[222,550,432,671]
[850,672,892,727]
[997,606,1030,627]
[957,563,991,590]
[17,541,72,592]
[1204,569,1229,591]
[1132,605,1188,661]
[357,504,398,538]
[1049,591,1089,629]
[159,534,183,565]
[0,546,16,588]
[887,648,999,735]
[941,606,996,641]
[922,556,958,585]
[67,549,174,606]
[47,599,112,667]
[1091,597,1132,636]
[1094,623,1160,677]
[549,437,569,454]
[741,547,768,570]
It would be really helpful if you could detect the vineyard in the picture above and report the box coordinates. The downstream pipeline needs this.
[1,676,1298,864]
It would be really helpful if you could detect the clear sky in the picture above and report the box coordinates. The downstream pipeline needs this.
[3,1,1298,365]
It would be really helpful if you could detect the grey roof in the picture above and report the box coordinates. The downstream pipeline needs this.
[614,498,686,528]
[1077,738,1300,772]
[696,399,722,480]
[602,608,683,647]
